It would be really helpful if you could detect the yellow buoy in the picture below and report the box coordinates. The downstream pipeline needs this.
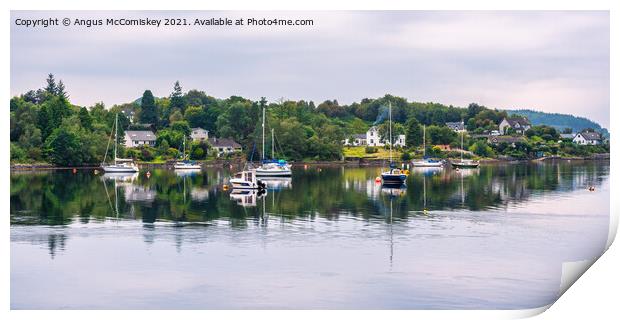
[223,185,229,191]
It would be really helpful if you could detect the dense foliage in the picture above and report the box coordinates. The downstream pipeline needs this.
[10,75,610,166]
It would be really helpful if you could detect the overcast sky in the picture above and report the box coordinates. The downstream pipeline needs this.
[10,11,610,127]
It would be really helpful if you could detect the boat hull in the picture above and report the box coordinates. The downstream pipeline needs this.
[102,165,139,173]
[411,161,443,167]
[255,169,292,177]
[451,162,480,169]
[381,173,407,185]
[174,164,201,170]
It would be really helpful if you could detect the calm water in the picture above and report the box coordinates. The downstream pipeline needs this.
[10,161,610,309]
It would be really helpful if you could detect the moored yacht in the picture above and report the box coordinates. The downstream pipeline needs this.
[101,113,139,173]
[174,136,201,170]
[451,129,479,169]
[411,125,444,168]
[255,106,292,177]
[380,102,407,186]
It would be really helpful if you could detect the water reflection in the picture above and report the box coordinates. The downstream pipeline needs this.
[10,161,609,227]
[10,161,611,309]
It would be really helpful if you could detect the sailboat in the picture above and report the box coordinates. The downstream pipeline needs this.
[255,105,292,177]
[451,129,479,169]
[101,113,139,173]
[174,136,201,170]
[381,102,407,186]
[411,124,443,167]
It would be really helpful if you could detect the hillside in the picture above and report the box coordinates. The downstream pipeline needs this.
[506,109,609,137]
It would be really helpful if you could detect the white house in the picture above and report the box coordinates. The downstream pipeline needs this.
[365,126,406,147]
[208,137,242,157]
[190,127,209,141]
[499,117,531,135]
[343,134,367,146]
[124,130,156,148]
[573,131,602,145]
[445,121,466,133]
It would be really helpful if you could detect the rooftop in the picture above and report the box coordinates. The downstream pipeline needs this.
[125,130,156,141]
[208,137,242,148]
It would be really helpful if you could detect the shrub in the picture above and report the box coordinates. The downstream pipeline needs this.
[365,146,378,154]
[401,152,411,161]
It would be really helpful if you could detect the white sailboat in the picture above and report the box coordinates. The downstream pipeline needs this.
[381,102,407,186]
[411,124,443,167]
[174,136,201,170]
[101,113,139,173]
[255,105,292,177]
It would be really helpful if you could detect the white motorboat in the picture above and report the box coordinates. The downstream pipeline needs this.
[230,170,266,190]
[101,113,139,173]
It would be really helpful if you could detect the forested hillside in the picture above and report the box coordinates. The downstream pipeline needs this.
[507,109,609,137]
[10,74,610,166]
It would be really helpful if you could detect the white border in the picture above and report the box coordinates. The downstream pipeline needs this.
[3,1,617,319]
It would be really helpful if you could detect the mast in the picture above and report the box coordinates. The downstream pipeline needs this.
[460,130,464,162]
[114,113,118,165]
[423,125,426,157]
[271,128,275,159]
[389,102,393,163]
[262,105,265,161]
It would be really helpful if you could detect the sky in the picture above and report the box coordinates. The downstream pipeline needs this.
[10,11,610,127]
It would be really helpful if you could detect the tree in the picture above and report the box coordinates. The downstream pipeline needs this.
[426,125,457,145]
[56,80,68,100]
[44,127,83,166]
[170,81,186,111]
[185,105,208,128]
[469,141,494,157]
[405,117,423,147]
[45,74,57,96]
[377,122,405,145]
[78,107,92,130]
[139,90,158,124]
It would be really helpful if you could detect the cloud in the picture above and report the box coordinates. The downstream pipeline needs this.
[10,11,610,127]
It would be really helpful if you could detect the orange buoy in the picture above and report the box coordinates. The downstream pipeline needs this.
[375,176,382,183]
[223,185,229,191]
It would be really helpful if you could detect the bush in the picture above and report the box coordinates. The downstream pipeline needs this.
[365,146,378,154]
[401,152,411,161]
[138,146,155,161]
[10,143,27,162]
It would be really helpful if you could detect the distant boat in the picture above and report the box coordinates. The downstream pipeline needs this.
[381,102,407,186]
[230,169,266,190]
[412,125,443,168]
[255,106,292,177]
[101,113,139,173]
[174,136,201,170]
[451,128,479,169]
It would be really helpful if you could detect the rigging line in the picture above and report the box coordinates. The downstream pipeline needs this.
[102,118,114,164]
[273,132,286,160]
[102,178,115,216]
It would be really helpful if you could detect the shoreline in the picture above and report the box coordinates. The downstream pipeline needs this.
[9,154,610,171]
